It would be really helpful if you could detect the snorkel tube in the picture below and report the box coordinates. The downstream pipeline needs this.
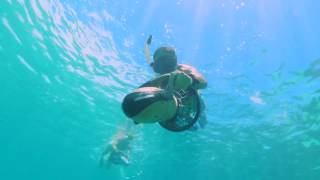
[143,35,153,65]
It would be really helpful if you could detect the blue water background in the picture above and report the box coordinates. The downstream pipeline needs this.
[0,0,319,179]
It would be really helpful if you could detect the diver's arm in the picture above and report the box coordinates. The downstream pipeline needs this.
[166,72,176,92]
[166,71,193,91]
[190,74,207,89]
[160,72,177,99]
[178,64,207,90]
[100,145,112,166]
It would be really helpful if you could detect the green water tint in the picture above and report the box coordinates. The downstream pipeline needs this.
[1,0,320,180]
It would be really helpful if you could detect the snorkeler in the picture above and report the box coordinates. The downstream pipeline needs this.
[100,128,134,168]
[144,35,208,129]
[121,35,207,131]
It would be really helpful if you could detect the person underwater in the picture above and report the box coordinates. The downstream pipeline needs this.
[100,128,134,168]
[121,35,207,130]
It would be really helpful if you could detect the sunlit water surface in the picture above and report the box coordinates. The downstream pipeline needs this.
[0,0,319,179]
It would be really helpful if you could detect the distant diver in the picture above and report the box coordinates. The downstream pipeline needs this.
[121,35,207,132]
[100,127,134,168]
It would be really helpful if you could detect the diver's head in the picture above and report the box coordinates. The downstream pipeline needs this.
[152,47,177,74]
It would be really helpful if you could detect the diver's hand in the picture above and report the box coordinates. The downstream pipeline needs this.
[161,72,182,99]
[166,72,179,91]
[160,89,174,100]
[166,71,190,90]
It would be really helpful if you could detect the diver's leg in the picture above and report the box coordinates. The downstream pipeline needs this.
[198,98,208,128]
[100,146,112,167]
[198,112,207,128]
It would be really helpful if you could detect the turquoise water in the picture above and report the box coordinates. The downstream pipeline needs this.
[1,0,320,179]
